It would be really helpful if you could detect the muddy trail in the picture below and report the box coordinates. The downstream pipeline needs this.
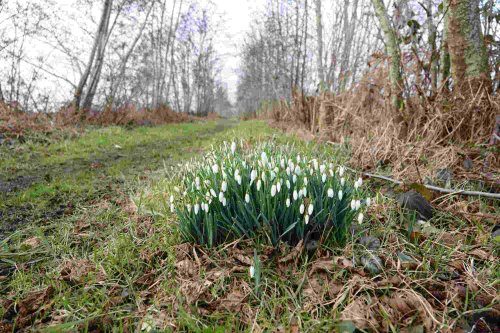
[0,120,236,240]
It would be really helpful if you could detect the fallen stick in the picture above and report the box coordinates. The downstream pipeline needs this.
[349,169,500,200]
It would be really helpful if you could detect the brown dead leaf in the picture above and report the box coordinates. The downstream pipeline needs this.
[341,296,379,330]
[469,248,489,261]
[22,237,40,248]
[175,259,197,278]
[2,286,54,330]
[59,260,106,285]
[174,243,192,261]
[234,253,253,266]
[278,240,303,264]
[217,288,246,311]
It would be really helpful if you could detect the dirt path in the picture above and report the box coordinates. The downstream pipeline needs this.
[0,119,237,240]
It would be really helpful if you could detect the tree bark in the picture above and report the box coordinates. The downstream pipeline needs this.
[371,0,403,111]
[315,0,324,89]
[439,0,451,89]
[447,0,489,90]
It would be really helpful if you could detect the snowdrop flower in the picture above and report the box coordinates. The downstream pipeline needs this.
[250,169,257,182]
[271,184,277,197]
[354,181,360,190]
[261,151,268,164]
[257,179,262,191]
[249,265,255,278]
[286,180,291,189]
[203,203,209,213]
[286,167,291,176]
[280,159,285,168]
[277,182,281,193]
[302,187,307,197]
[286,198,291,207]
[355,200,361,210]
[174,186,180,193]
[313,159,319,170]
[293,190,298,201]
[293,174,297,183]
[222,181,228,192]
[305,215,310,225]
[308,203,314,215]
[304,177,308,186]
[357,212,364,224]
[270,171,276,180]
[195,177,200,187]
[212,164,219,173]
[351,199,356,210]
[186,204,192,212]
[297,155,301,163]
[357,177,363,187]
[245,193,250,203]
[366,197,371,207]
[329,163,334,169]
[219,192,224,203]
[329,169,334,177]
[236,175,242,185]
[194,204,200,215]
[231,141,236,154]
[320,164,326,173]
[327,188,334,198]
[169,195,174,204]
[262,172,266,182]
[294,165,301,175]
[341,177,345,186]
[338,166,345,177]
[322,173,327,183]
[210,189,216,198]
[222,197,227,207]
[234,169,240,179]
[170,204,175,213]
[300,204,305,214]
[309,168,314,176]
[338,190,343,200]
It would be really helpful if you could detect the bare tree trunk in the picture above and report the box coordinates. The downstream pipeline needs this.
[447,0,490,90]
[439,0,451,90]
[73,0,113,111]
[315,0,324,89]
[371,0,403,111]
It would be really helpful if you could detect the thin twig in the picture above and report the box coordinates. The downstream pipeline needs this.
[348,168,500,199]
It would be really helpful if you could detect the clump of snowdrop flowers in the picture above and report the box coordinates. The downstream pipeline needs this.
[173,141,371,247]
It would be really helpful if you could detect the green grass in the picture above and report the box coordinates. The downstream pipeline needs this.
[0,119,498,332]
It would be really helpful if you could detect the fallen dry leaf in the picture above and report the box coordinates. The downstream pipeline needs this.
[468,248,489,261]
[22,237,40,248]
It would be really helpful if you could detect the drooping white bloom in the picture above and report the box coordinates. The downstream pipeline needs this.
[293,190,298,201]
[202,203,209,213]
[354,181,360,190]
[257,179,262,191]
[261,151,268,164]
[302,187,307,197]
[297,155,301,163]
[327,188,334,198]
[222,170,227,179]
[231,141,237,154]
[195,177,200,187]
[170,204,175,213]
[329,163,334,169]
[355,200,361,210]
[270,171,276,180]
[320,164,326,173]
[313,159,319,170]
[194,204,200,215]
[357,212,364,224]
[174,186,180,193]
[234,169,240,179]
[338,166,345,177]
[286,198,291,207]
[286,167,291,176]
[366,197,371,207]
[309,168,313,176]
[300,204,305,214]
[222,197,227,207]
[286,180,291,189]
[186,204,192,212]
[271,184,277,197]
[338,190,343,200]
[245,193,250,203]
[250,169,257,182]
[222,181,228,192]
[210,189,216,198]
[169,195,174,204]
[305,215,310,225]
[249,265,255,278]
[357,177,363,187]
[212,164,219,173]
[280,159,285,168]
[340,177,345,186]
[308,203,314,215]
[322,173,327,183]
[294,165,301,175]
[219,192,224,203]
[236,175,242,185]
[262,172,266,182]
[304,177,308,186]
[276,182,281,193]
[293,174,297,183]
[329,169,334,177]
[351,199,356,210]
